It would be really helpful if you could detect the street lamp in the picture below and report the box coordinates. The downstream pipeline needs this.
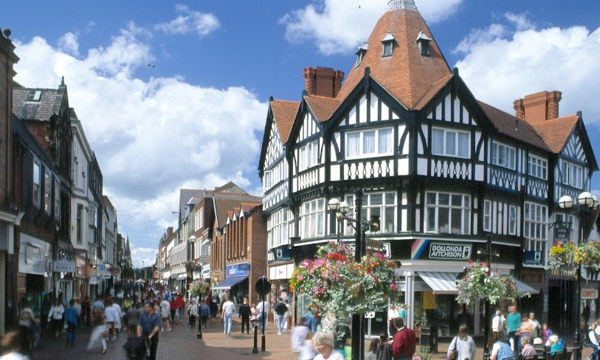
[328,190,380,360]
[476,235,499,360]
[558,192,598,360]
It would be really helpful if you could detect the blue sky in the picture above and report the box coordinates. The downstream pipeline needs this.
[4,0,600,268]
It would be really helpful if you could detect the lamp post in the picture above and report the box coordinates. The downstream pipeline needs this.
[476,235,497,360]
[558,192,598,360]
[328,190,380,360]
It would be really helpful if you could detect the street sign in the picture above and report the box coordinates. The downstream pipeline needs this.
[365,239,384,251]
[255,277,271,297]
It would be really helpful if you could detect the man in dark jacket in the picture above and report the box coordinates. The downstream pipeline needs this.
[274,299,288,335]
[392,317,416,360]
[238,297,251,334]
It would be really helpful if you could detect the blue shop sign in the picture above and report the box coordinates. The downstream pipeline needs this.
[226,263,250,277]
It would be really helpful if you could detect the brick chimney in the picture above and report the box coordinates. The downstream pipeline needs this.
[303,67,344,98]
[513,90,562,123]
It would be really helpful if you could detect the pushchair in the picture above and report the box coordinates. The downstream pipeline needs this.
[123,336,149,360]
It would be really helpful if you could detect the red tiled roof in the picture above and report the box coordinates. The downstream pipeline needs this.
[270,100,299,144]
[304,95,340,122]
[532,115,579,153]
[336,6,451,110]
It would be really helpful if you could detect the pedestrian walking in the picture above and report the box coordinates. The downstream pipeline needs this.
[81,296,91,327]
[291,316,310,355]
[17,300,38,358]
[506,305,520,351]
[528,312,541,338]
[447,325,476,360]
[104,298,120,341]
[48,298,65,339]
[210,298,219,324]
[256,299,270,331]
[283,299,291,331]
[489,331,515,360]
[238,297,251,334]
[160,297,172,332]
[188,298,198,329]
[391,317,416,360]
[137,301,162,360]
[274,299,287,335]
[64,299,80,346]
[297,331,316,360]
[221,296,235,335]
[127,302,142,337]
[200,302,210,328]
[377,332,393,360]
[87,307,108,355]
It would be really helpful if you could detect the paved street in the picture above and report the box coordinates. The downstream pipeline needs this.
[30,317,595,360]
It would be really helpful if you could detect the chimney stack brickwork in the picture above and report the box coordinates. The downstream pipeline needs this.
[513,90,562,123]
[303,67,344,98]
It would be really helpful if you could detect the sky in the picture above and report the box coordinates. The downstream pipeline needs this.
[4,0,600,269]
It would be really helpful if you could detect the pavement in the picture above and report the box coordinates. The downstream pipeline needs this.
[30,317,596,360]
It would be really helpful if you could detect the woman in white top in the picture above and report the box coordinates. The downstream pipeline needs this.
[48,299,64,339]
[447,325,477,360]
[312,332,345,360]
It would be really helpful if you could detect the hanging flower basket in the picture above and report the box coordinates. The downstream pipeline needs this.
[185,260,203,272]
[455,261,524,305]
[549,240,600,273]
[188,279,209,296]
[290,241,401,320]
[548,241,577,269]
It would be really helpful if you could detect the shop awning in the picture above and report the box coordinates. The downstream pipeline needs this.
[212,276,247,290]
[417,272,459,294]
[513,278,540,295]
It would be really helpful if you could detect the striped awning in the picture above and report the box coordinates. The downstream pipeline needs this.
[417,272,459,294]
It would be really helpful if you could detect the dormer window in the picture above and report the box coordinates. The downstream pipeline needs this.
[355,42,369,67]
[27,90,42,101]
[381,32,395,57]
[416,31,432,57]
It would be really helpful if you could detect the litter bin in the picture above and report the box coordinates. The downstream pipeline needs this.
[420,326,438,353]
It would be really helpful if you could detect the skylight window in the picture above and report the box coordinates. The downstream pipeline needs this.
[381,33,395,57]
[27,90,42,101]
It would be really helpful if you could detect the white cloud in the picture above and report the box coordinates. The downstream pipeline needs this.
[453,13,600,124]
[13,23,266,260]
[154,4,220,37]
[131,247,158,269]
[280,0,464,55]
[58,32,79,56]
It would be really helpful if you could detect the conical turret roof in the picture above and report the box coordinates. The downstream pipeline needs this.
[336,0,452,110]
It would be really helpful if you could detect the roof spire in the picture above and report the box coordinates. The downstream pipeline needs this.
[386,0,418,12]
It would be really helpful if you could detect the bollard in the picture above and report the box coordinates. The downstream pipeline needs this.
[252,324,259,354]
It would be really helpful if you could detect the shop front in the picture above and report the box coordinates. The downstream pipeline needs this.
[213,263,250,303]
[17,234,53,319]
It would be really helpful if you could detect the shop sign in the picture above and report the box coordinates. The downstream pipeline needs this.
[581,288,598,300]
[210,270,221,278]
[523,251,542,266]
[89,276,97,285]
[226,263,250,277]
[53,259,76,273]
[428,243,472,260]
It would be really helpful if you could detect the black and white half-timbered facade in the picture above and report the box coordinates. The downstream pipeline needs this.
[258,0,598,336]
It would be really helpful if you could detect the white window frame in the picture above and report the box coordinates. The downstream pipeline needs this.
[491,142,516,170]
[563,161,583,188]
[483,200,492,232]
[301,199,324,239]
[431,128,470,158]
[425,192,471,234]
[508,205,517,235]
[267,208,294,249]
[523,202,547,240]
[263,170,272,191]
[33,160,41,207]
[342,192,397,235]
[299,140,319,171]
[528,155,548,180]
[345,128,393,159]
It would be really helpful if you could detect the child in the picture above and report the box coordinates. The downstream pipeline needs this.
[542,324,553,345]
